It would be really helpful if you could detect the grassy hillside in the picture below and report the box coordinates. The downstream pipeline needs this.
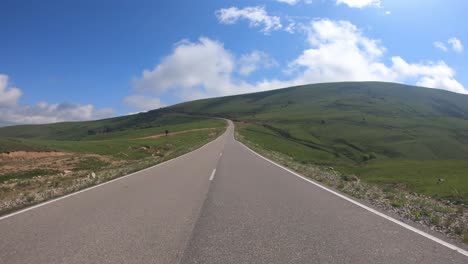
[0,109,226,161]
[0,112,226,214]
[0,110,220,141]
[171,82,468,202]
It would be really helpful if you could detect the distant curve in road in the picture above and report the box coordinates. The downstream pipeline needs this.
[1,120,467,264]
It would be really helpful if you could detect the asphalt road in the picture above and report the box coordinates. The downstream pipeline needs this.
[1,120,467,263]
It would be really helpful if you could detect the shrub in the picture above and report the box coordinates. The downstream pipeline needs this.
[391,199,404,208]
[412,210,422,221]
[362,153,377,162]
[362,154,371,161]
[454,226,464,235]
[429,215,441,225]
[25,194,35,203]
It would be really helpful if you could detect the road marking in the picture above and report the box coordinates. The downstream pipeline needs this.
[209,169,216,181]
[237,141,468,258]
[0,128,227,222]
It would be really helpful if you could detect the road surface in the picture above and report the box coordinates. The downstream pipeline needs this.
[1,120,467,263]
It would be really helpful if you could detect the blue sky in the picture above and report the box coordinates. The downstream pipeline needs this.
[1,0,467,124]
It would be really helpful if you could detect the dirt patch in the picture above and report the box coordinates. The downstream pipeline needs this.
[0,151,68,161]
[0,128,223,216]
[141,128,216,139]
[0,151,115,176]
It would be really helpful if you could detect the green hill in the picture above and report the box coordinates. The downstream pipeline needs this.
[171,82,468,201]
[2,81,468,201]
[0,110,219,141]
[0,109,225,155]
[0,110,226,215]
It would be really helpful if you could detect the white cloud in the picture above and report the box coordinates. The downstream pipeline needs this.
[391,57,465,93]
[448,37,463,53]
[134,37,240,100]
[132,38,284,103]
[238,51,278,76]
[0,74,22,108]
[434,41,448,52]
[291,19,465,93]
[124,95,165,111]
[434,38,463,53]
[132,19,466,108]
[0,102,115,124]
[289,19,393,84]
[0,74,115,124]
[215,6,282,34]
[336,0,381,8]
[276,0,301,5]
[284,21,297,33]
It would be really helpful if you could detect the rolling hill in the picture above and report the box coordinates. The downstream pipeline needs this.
[0,111,226,214]
[170,82,468,201]
[0,110,219,141]
[1,81,468,201]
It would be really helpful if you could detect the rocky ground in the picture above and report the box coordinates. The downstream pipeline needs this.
[0,151,134,215]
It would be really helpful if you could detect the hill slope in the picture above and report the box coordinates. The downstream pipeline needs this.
[0,110,219,141]
[2,81,468,200]
[0,111,226,215]
[171,82,468,201]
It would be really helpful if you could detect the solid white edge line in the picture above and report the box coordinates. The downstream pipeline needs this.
[236,140,468,258]
[209,169,216,181]
[0,127,227,222]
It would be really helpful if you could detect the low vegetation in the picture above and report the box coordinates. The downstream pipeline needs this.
[236,129,468,244]
[170,81,468,244]
[171,82,468,201]
[237,122,468,203]
[3,81,468,244]
[0,113,226,215]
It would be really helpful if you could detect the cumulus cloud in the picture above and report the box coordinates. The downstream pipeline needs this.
[391,57,465,93]
[289,19,392,84]
[215,6,282,34]
[0,74,22,108]
[131,38,285,103]
[134,37,240,100]
[291,19,465,93]
[0,74,115,124]
[336,0,381,8]
[124,95,164,111]
[131,19,466,108]
[238,51,278,76]
[448,37,463,53]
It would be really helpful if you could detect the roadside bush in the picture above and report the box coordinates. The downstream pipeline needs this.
[362,152,377,162]
[391,199,404,208]
[412,210,422,221]
[429,215,441,225]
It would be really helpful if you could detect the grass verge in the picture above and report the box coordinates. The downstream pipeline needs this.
[0,120,226,216]
[235,122,468,245]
